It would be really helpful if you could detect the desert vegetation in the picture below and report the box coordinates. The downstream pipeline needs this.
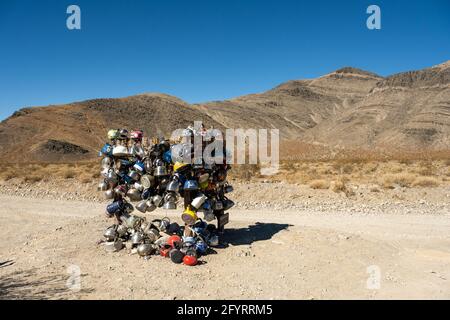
[273,158,449,191]
[0,161,99,184]
[269,144,450,191]
[0,149,449,193]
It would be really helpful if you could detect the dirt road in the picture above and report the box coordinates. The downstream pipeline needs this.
[1,195,449,300]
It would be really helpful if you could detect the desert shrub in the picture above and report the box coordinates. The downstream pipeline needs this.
[2,172,15,181]
[381,173,416,188]
[299,163,310,171]
[62,169,76,179]
[229,164,260,181]
[331,162,341,171]
[86,162,97,169]
[24,175,43,183]
[319,167,333,175]
[80,174,92,184]
[309,179,329,189]
[415,161,434,176]
[330,179,346,193]
[91,172,101,179]
[331,162,354,174]
[27,164,42,171]
[399,159,413,165]
[342,164,354,174]
[411,177,440,187]
[389,164,404,173]
[29,166,48,178]
[363,162,378,174]
[415,167,434,176]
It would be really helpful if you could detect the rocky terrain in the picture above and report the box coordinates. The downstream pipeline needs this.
[1,178,448,215]
[0,94,223,162]
[1,193,449,300]
[304,61,450,149]
[0,61,449,162]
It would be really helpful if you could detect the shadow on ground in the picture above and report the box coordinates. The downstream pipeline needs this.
[0,260,15,268]
[221,222,291,246]
[0,268,92,300]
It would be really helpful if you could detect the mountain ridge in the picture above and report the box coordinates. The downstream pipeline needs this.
[1,60,449,162]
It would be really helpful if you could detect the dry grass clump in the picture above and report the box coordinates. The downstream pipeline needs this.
[308,179,329,189]
[80,173,93,184]
[411,177,440,187]
[330,179,346,193]
[24,175,43,183]
[399,159,413,165]
[341,164,354,174]
[414,166,434,176]
[0,171,16,181]
[389,164,404,173]
[81,178,93,184]
[363,162,379,174]
[318,167,333,175]
[330,179,355,197]
[229,164,260,181]
[331,161,355,174]
[85,162,97,169]
[381,173,416,188]
[91,171,101,179]
[61,169,76,179]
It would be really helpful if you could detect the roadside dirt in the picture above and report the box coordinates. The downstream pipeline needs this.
[1,195,449,300]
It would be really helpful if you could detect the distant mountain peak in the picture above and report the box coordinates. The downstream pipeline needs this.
[332,67,382,78]
[135,92,190,105]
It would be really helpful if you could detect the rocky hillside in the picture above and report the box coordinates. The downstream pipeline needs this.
[0,94,222,162]
[193,67,383,139]
[303,61,450,149]
[197,61,450,149]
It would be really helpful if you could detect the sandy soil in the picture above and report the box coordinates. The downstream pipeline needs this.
[1,195,449,300]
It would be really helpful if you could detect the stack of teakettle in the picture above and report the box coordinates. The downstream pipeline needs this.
[98,127,234,265]
[102,215,218,266]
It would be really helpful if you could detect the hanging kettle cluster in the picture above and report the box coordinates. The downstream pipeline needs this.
[98,127,234,266]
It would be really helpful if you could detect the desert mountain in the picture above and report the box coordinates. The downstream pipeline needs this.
[194,67,383,139]
[302,61,450,149]
[0,61,448,162]
[0,94,223,162]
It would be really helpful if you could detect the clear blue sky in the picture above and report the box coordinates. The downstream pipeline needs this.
[0,0,449,120]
